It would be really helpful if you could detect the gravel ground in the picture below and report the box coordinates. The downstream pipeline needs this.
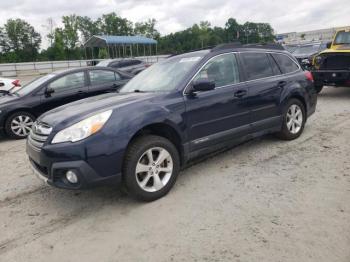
[0,86,349,262]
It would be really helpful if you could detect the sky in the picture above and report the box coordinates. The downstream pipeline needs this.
[0,0,349,48]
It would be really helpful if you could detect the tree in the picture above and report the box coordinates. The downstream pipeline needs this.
[0,18,41,62]
[225,18,241,42]
[134,19,160,39]
[97,12,133,35]
[77,16,99,43]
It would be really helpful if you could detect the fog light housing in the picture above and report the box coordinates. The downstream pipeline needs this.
[66,170,78,184]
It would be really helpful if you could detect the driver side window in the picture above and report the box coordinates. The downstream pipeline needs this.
[194,53,240,88]
[48,72,85,92]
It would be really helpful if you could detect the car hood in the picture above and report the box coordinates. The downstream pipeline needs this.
[0,94,21,106]
[38,92,156,128]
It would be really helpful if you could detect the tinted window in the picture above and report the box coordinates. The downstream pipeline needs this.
[194,53,240,87]
[130,60,142,65]
[49,72,85,92]
[119,61,131,67]
[272,54,299,74]
[268,54,282,75]
[89,70,118,84]
[241,53,274,81]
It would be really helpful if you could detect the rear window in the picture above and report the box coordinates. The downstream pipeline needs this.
[272,54,299,74]
[241,53,274,81]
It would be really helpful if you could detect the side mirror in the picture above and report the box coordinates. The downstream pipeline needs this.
[191,79,215,93]
[326,42,332,49]
[45,87,55,97]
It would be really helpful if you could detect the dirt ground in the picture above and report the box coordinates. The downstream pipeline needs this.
[0,86,349,262]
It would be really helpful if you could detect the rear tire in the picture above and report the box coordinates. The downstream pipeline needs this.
[123,135,180,201]
[315,85,323,94]
[5,111,35,139]
[276,99,306,140]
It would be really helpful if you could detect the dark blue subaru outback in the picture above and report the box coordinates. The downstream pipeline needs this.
[26,43,317,201]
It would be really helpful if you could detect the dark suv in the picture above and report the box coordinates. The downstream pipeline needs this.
[26,43,317,201]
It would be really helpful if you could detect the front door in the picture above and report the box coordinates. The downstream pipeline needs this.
[184,52,251,152]
[37,71,88,115]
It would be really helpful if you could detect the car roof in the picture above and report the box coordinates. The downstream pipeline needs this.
[51,66,118,75]
[170,43,289,59]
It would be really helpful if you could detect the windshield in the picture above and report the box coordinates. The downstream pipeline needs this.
[13,74,55,95]
[119,54,206,93]
[334,31,350,45]
[293,44,320,55]
[96,60,112,67]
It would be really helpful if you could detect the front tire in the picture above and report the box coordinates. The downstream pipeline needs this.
[276,99,306,140]
[5,111,35,139]
[123,135,180,201]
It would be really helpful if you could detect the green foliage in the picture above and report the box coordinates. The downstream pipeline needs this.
[0,14,276,62]
[134,19,160,39]
[98,48,108,59]
[0,18,41,62]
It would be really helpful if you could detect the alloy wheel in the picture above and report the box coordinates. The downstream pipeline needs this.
[135,147,174,192]
[286,104,303,134]
[10,115,34,137]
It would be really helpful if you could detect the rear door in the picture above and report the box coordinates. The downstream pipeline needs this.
[239,52,285,132]
[87,69,127,96]
[38,71,88,114]
[185,52,251,152]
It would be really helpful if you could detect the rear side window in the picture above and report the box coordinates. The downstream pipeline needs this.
[271,53,299,74]
[89,70,119,85]
[241,53,274,81]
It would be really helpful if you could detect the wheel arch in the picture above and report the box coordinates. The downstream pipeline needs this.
[124,122,185,167]
[3,108,37,125]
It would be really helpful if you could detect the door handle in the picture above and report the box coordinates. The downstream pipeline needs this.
[234,90,247,98]
[77,90,85,95]
[277,81,287,88]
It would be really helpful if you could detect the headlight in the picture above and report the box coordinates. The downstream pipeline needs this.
[51,110,112,144]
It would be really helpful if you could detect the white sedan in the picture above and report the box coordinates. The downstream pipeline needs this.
[0,77,21,92]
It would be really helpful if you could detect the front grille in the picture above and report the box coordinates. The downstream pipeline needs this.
[320,54,350,70]
[28,122,52,150]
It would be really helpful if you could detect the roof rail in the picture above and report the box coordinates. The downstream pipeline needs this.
[210,42,242,52]
[211,42,285,52]
[243,43,285,50]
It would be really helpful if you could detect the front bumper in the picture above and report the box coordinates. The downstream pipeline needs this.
[26,139,122,189]
[312,70,350,87]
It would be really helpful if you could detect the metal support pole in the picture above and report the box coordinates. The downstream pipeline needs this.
[130,45,133,57]
[136,44,139,57]
[156,44,158,61]
[107,44,110,58]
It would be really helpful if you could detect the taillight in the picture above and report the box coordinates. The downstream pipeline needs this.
[145,64,151,67]
[12,79,21,87]
[304,71,314,82]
